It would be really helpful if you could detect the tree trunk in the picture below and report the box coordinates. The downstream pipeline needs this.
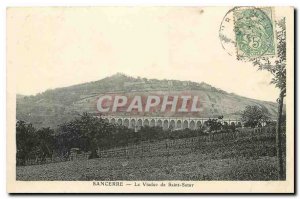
[276,90,285,180]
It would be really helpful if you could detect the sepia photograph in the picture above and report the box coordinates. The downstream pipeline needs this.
[6,6,294,193]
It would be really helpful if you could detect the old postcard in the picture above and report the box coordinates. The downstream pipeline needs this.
[6,7,294,193]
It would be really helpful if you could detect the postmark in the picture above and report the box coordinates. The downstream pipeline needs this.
[219,7,276,58]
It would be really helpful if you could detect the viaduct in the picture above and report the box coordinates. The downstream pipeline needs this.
[100,115,243,131]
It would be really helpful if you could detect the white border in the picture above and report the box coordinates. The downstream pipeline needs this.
[1,0,298,198]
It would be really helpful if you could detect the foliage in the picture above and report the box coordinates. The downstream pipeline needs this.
[16,121,55,165]
[240,18,286,94]
[16,130,282,181]
[17,113,244,164]
[241,105,270,128]
[237,16,287,180]
[204,119,222,132]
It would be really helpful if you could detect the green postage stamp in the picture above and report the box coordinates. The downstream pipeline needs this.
[233,7,276,58]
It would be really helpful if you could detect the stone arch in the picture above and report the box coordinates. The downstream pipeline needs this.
[230,122,235,126]
[110,118,116,124]
[189,120,195,130]
[117,118,122,125]
[163,120,169,130]
[157,120,162,127]
[144,119,149,126]
[130,119,136,128]
[137,119,143,128]
[150,119,155,127]
[176,120,182,129]
[104,118,109,123]
[123,119,129,127]
[196,121,202,129]
[169,120,176,129]
[183,120,189,129]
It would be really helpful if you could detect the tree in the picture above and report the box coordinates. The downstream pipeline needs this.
[17,120,58,165]
[57,113,113,158]
[36,127,55,162]
[240,18,286,180]
[204,119,222,132]
[241,105,270,128]
[57,112,138,158]
[16,121,36,165]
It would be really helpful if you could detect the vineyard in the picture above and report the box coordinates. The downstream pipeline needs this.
[97,127,273,158]
[16,126,286,181]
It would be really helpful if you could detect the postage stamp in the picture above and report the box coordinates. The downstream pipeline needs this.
[233,7,276,58]
[219,7,276,58]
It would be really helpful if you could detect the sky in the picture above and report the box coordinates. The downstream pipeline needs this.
[7,7,279,102]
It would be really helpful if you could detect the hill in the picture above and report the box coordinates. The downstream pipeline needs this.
[16,73,278,129]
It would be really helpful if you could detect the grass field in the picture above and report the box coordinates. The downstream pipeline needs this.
[16,129,285,181]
